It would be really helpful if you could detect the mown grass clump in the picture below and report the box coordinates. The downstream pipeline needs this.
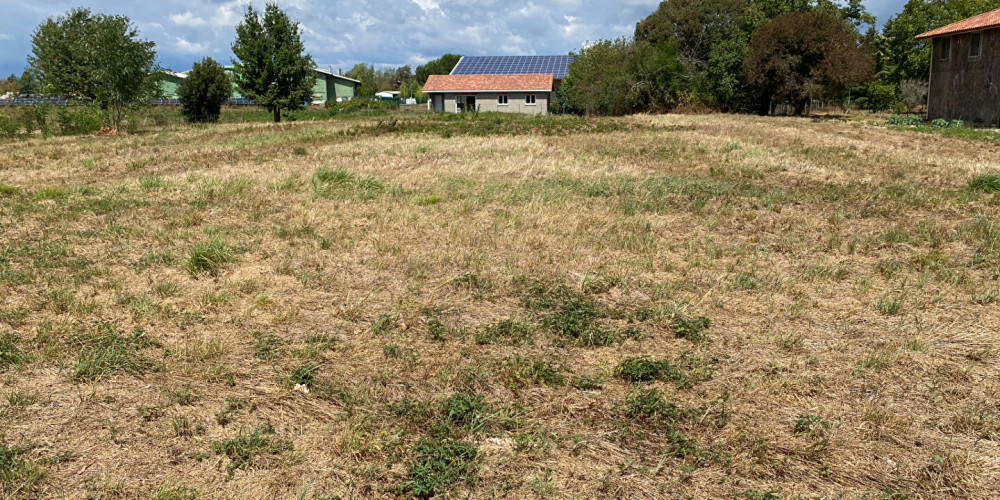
[474,319,533,345]
[212,423,293,476]
[69,324,159,381]
[500,356,564,388]
[0,440,44,495]
[615,356,667,382]
[312,166,387,201]
[0,333,30,371]
[968,172,1000,193]
[399,438,479,498]
[185,237,237,275]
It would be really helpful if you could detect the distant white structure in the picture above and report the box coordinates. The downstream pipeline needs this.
[375,91,400,99]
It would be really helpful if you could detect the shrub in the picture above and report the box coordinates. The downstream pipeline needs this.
[56,105,104,135]
[326,98,397,114]
[178,57,231,123]
[886,115,922,127]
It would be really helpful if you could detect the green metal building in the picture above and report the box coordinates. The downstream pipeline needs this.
[157,68,359,104]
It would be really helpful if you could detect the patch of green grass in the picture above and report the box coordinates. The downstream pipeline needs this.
[475,319,533,345]
[671,315,711,343]
[151,484,201,500]
[441,392,492,430]
[185,237,237,275]
[370,313,397,335]
[290,364,319,388]
[312,167,387,201]
[69,324,160,381]
[501,356,564,388]
[968,172,1000,193]
[0,183,21,197]
[0,334,30,371]
[252,332,283,361]
[876,297,903,316]
[399,438,478,499]
[212,423,293,476]
[0,440,44,495]
[414,194,443,206]
[572,374,604,391]
[615,356,667,382]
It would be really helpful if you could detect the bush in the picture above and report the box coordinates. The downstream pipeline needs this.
[886,115,922,127]
[931,118,962,129]
[178,58,231,123]
[56,105,104,135]
[325,98,396,114]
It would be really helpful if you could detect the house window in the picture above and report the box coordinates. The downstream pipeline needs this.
[970,32,982,58]
[940,37,951,61]
[525,94,536,106]
[498,94,509,105]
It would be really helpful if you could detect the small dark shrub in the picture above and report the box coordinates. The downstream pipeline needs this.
[178,58,231,123]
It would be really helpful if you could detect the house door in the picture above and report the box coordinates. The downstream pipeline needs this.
[465,96,476,112]
[432,95,443,112]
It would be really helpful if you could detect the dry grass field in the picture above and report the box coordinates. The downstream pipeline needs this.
[1,112,999,499]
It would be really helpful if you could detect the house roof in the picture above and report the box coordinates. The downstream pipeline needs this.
[916,7,1000,39]
[422,74,554,93]
[313,68,361,84]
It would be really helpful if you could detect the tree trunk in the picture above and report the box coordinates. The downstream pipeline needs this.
[272,107,281,123]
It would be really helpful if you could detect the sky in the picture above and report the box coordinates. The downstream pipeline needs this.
[0,0,908,78]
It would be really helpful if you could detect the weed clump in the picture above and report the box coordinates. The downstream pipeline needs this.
[671,315,711,343]
[0,440,44,494]
[0,333,30,371]
[212,423,293,476]
[615,356,668,382]
[185,237,237,275]
[521,282,631,347]
[475,319,533,345]
[441,392,492,430]
[968,172,1000,193]
[69,324,159,381]
[399,438,479,498]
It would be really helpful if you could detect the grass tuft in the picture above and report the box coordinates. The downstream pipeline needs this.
[185,237,237,275]
[399,438,479,498]
[212,423,293,476]
[70,324,159,381]
[967,171,1000,192]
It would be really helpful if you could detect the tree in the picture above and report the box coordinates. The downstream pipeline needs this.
[416,54,462,85]
[178,58,231,123]
[0,74,20,96]
[231,3,316,123]
[743,11,873,115]
[90,15,162,130]
[28,8,161,131]
[559,38,682,116]
[28,8,101,100]
[346,63,376,97]
[19,70,39,95]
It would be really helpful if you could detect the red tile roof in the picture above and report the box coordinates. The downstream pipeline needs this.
[422,74,553,93]
[916,7,1000,39]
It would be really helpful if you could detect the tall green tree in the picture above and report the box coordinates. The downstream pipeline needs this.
[346,63,376,97]
[28,8,101,100]
[560,38,683,115]
[178,58,231,123]
[28,8,161,131]
[744,11,873,115]
[231,3,316,123]
[416,54,462,85]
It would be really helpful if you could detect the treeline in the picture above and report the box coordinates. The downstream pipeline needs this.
[560,0,1000,116]
[345,54,461,99]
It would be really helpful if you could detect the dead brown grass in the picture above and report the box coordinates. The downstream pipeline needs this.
[1,112,998,499]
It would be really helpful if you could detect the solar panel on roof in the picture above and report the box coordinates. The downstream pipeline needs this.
[450,55,573,79]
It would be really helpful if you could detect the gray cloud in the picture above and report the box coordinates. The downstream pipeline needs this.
[0,0,906,77]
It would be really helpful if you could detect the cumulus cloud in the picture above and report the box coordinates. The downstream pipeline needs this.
[175,37,207,54]
[169,11,206,27]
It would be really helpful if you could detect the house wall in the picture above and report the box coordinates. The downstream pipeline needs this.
[158,74,185,99]
[333,80,357,101]
[928,29,1000,124]
[439,92,549,115]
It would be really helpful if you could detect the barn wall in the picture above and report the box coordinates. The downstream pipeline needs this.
[928,29,1000,124]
